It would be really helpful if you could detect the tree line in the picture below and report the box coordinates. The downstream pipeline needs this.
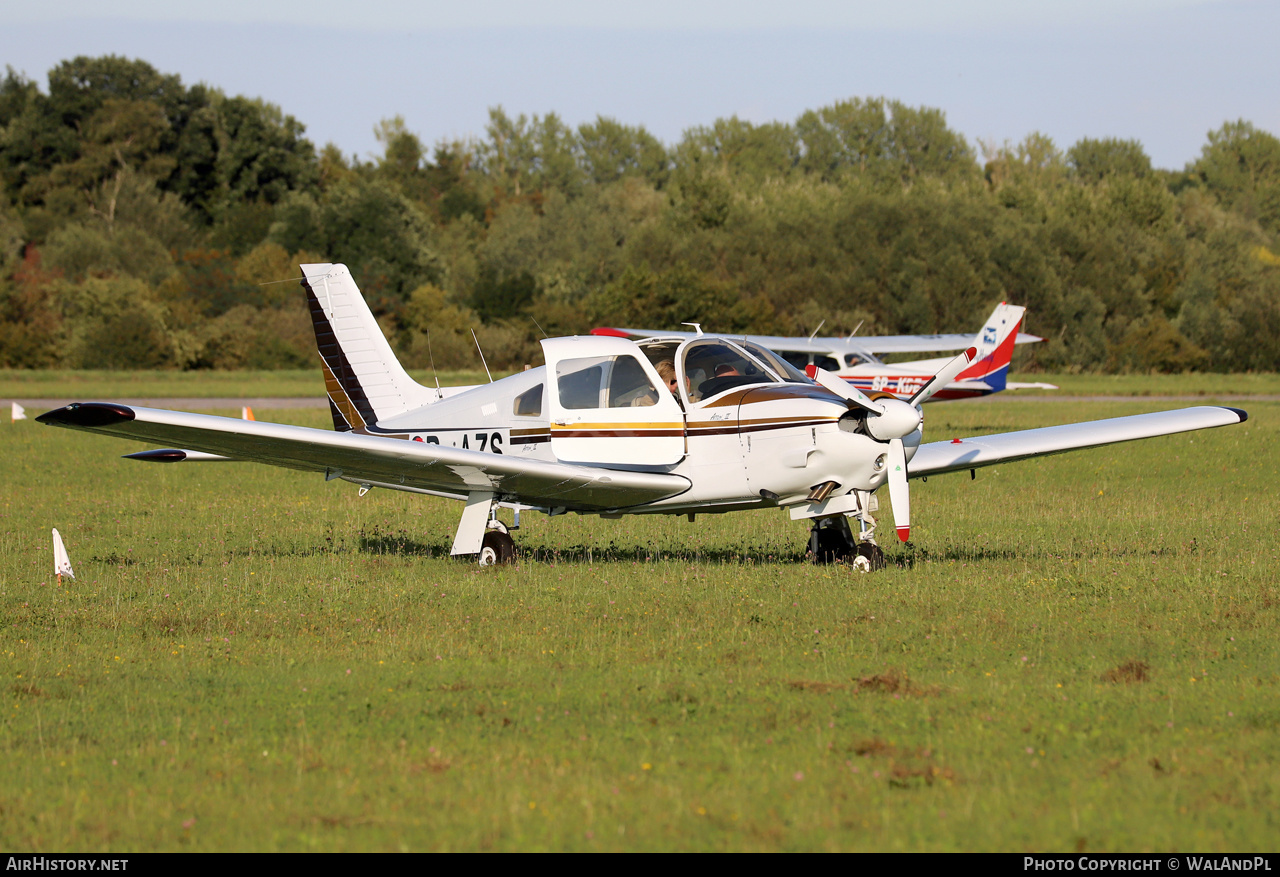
[2,55,1278,373]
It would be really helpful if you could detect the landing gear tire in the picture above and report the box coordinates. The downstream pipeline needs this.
[478,530,516,566]
[808,516,859,566]
[854,541,886,572]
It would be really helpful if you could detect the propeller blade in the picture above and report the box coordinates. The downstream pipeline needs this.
[907,346,978,407]
[887,438,911,542]
[805,365,883,414]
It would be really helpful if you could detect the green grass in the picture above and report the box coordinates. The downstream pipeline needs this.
[0,398,1275,851]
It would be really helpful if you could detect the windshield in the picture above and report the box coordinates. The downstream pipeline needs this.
[737,341,812,384]
[679,338,782,402]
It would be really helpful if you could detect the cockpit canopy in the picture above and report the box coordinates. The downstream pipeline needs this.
[637,336,811,403]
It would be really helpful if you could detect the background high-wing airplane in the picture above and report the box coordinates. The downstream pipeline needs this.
[593,302,1059,401]
[39,263,1244,570]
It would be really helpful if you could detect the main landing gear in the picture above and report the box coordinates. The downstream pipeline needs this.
[478,524,516,566]
[452,492,522,566]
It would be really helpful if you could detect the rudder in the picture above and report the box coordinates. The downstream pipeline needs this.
[956,303,1025,392]
[301,263,436,431]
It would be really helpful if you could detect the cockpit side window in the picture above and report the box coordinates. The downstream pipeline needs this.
[680,339,778,401]
[555,355,661,410]
[605,355,660,408]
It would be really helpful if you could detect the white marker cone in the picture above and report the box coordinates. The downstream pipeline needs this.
[11,402,25,422]
[52,528,75,582]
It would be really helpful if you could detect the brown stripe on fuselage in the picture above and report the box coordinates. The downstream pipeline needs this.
[511,429,550,445]
[685,416,839,438]
[736,416,840,434]
[698,383,845,408]
[551,428,685,439]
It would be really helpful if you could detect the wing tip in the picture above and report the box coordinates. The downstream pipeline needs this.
[123,449,188,463]
[36,402,136,428]
[1224,407,1248,424]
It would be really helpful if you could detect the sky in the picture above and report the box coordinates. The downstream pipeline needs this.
[2,1,1275,171]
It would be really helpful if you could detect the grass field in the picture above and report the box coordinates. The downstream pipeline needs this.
[1,394,1275,851]
[3,369,1279,400]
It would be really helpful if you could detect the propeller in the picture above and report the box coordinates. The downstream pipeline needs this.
[808,347,978,541]
[804,364,883,414]
[908,346,979,407]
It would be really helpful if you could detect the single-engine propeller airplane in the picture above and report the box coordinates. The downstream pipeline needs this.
[593,302,1059,401]
[38,263,1246,570]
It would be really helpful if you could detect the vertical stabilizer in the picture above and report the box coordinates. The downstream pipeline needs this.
[301,263,436,431]
[956,303,1025,392]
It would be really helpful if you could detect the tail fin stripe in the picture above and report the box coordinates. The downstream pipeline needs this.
[321,357,367,431]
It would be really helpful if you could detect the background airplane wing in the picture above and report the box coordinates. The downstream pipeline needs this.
[37,403,690,511]
[596,327,1042,354]
[908,406,1246,478]
[855,332,1043,354]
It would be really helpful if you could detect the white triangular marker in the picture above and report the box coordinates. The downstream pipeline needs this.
[52,528,75,581]
[11,402,25,422]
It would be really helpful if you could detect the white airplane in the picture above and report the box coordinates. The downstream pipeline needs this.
[593,302,1059,402]
[37,263,1245,570]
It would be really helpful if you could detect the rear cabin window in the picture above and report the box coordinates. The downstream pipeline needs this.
[514,384,543,417]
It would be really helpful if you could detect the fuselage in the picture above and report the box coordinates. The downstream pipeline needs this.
[357,337,919,516]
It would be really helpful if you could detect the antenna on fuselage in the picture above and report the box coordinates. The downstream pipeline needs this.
[530,315,549,339]
[808,319,825,343]
[846,320,864,342]
[472,329,494,383]
[426,331,443,400]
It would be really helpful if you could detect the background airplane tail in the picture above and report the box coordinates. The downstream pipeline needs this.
[301,263,437,431]
[955,303,1025,392]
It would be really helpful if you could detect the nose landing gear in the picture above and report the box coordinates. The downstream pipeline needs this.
[807,515,885,571]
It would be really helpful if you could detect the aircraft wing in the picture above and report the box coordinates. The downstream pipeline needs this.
[909,406,1246,478]
[36,403,690,511]
[597,328,1042,354]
